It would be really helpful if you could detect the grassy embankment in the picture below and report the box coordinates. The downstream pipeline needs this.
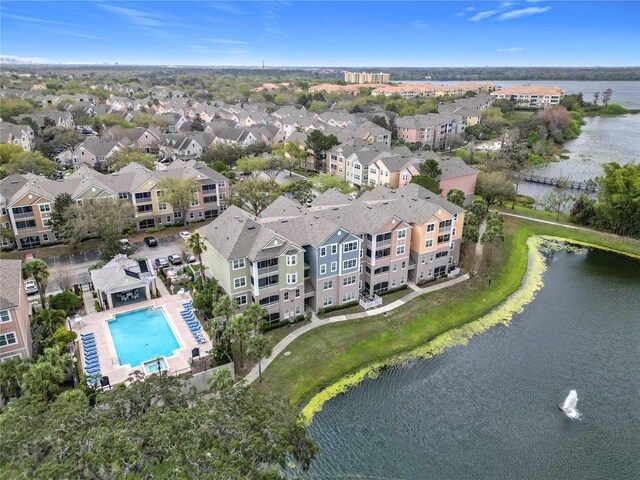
[255,217,640,408]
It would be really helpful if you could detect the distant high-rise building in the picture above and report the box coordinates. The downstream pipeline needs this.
[344,71,390,84]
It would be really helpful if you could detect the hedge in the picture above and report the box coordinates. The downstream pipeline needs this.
[378,284,408,296]
[317,300,358,315]
[260,314,306,333]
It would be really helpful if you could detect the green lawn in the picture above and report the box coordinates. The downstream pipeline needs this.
[504,110,535,126]
[255,217,640,406]
[495,203,573,224]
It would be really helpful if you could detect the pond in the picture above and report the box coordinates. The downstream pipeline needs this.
[304,246,640,479]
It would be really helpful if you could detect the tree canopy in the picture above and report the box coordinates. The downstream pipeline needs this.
[157,177,199,225]
[228,178,282,216]
[0,372,316,479]
[411,159,442,194]
[0,150,59,177]
[103,148,156,171]
[476,171,516,206]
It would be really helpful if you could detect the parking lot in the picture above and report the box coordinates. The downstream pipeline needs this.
[37,234,191,296]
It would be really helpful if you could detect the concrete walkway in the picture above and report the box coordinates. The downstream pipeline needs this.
[472,220,487,275]
[82,289,97,315]
[245,273,470,385]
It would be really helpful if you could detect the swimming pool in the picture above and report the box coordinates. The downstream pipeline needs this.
[107,308,180,368]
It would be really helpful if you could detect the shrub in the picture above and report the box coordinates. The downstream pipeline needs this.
[53,327,77,348]
[49,291,82,316]
[259,315,307,333]
[599,103,627,115]
[378,284,408,296]
[317,300,358,315]
[94,300,102,312]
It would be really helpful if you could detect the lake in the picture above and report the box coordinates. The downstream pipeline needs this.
[518,113,640,201]
[305,247,640,479]
[401,80,640,109]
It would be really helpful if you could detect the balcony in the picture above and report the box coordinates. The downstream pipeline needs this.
[12,211,35,219]
[134,195,152,204]
[257,265,279,276]
[375,239,392,248]
[304,279,315,299]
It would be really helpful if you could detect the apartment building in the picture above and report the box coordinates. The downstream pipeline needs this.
[395,113,464,150]
[0,122,36,151]
[196,206,306,323]
[490,86,565,108]
[344,71,391,84]
[0,161,228,250]
[197,183,465,321]
[371,82,499,98]
[0,259,32,360]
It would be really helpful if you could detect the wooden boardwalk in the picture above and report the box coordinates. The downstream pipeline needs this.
[514,174,599,192]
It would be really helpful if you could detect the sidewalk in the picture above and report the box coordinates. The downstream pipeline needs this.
[244,273,470,385]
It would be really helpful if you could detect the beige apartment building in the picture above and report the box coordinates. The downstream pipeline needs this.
[344,71,391,84]
[0,259,32,360]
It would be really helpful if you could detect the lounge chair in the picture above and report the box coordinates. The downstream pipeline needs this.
[180,309,193,315]
[85,367,101,374]
[84,353,99,361]
[83,345,97,352]
[80,333,95,339]
[182,301,192,306]
[82,340,96,347]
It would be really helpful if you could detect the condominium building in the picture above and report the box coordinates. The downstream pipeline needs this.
[490,86,565,108]
[0,259,32,360]
[344,71,391,84]
[0,122,36,151]
[197,183,464,321]
[0,161,228,250]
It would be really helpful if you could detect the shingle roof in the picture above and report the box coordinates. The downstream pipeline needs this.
[311,189,351,208]
[0,259,22,310]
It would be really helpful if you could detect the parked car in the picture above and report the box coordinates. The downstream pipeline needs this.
[120,238,131,248]
[168,254,183,265]
[144,236,158,247]
[24,279,38,295]
[154,257,169,268]
[187,254,196,263]
[179,231,190,241]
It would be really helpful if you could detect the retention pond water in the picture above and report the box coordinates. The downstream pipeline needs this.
[305,245,640,479]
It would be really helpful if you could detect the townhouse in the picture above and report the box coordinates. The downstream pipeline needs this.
[0,161,229,249]
[71,137,129,168]
[490,86,564,108]
[0,122,36,151]
[16,111,75,131]
[197,183,465,321]
[0,259,32,360]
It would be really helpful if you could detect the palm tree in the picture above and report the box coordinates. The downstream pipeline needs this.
[32,309,67,337]
[243,303,268,331]
[248,334,272,383]
[223,314,253,368]
[40,347,73,372]
[213,295,237,324]
[22,362,64,403]
[188,232,207,289]
[22,259,50,309]
[0,357,30,401]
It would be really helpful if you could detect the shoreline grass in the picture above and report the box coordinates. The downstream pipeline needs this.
[255,217,640,407]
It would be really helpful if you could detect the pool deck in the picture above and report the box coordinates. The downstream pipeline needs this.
[71,293,212,386]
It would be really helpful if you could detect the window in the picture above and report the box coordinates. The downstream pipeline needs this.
[331,261,337,272]
[397,229,406,240]
[323,280,333,290]
[0,310,10,323]
[191,198,199,206]
[426,223,435,233]
[42,234,49,242]
[454,213,458,221]
[234,277,246,289]
[259,295,279,306]
[137,204,153,213]
[295,288,300,298]
[0,332,17,346]
[323,297,333,307]
[189,212,194,220]
[159,203,167,211]
[343,259,357,270]
[320,264,326,275]
[287,273,297,284]
[425,239,433,248]
[283,291,289,301]
[236,294,248,306]
[258,275,279,288]
[401,261,406,269]
[435,251,449,259]
[16,220,36,230]
[437,234,451,244]
[439,219,452,229]
[343,240,358,253]
[38,204,51,213]
[396,245,405,255]
[392,264,397,272]
[174,211,182,219]
[421,256,426,264]
[320,246,327,257]
[369,167,377,174]
[400,276,405,285]
[331,244,337,255]
[286,254,297,266]
[217,180,226,187]
[343,275,356,286]
[428,269,433,277]
[295,305,302,315]
[342,292,356,303]
[374,266,389,275]
[452,228,456,236]
[284,309,290,319]
[392,279,397,288]
[232,259,245,270]
[156,190,164,198]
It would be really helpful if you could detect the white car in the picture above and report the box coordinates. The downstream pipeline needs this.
[24,279,38,295]
[179,231,191,241]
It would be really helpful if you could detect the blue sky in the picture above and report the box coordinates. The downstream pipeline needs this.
[1,1,639,66]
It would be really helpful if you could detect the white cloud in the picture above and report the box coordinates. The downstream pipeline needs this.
[497,47,524,52]
[469,9,501,22]
[411,20,428,29]
[97,5,163,27]
[0,54,53,64]
[498,6,551,20]
[210,3,247,15]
